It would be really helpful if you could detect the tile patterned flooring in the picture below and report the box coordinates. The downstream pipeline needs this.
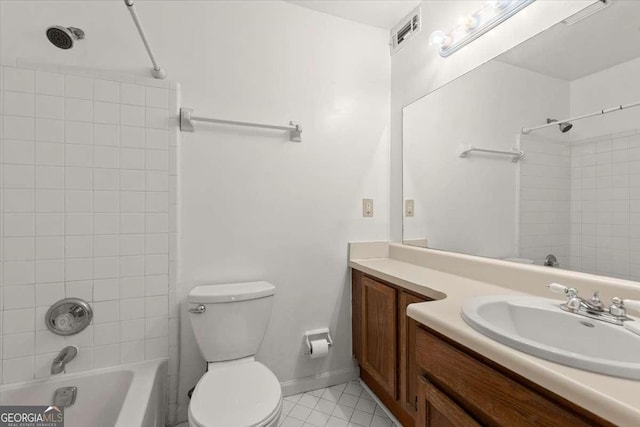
[174,380,399,427]
[278,381,399,427]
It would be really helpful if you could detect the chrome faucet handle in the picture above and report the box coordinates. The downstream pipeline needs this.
[589,291,604,311]
[610,297,626,317]
[547,283,577,298]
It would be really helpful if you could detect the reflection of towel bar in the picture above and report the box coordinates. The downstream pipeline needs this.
[459,144,524,163]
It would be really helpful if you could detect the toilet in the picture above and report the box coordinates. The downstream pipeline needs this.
[187,281,282,427]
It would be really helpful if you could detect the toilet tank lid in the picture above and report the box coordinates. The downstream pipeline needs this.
[188,281,276,303]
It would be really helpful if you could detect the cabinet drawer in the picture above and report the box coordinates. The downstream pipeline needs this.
[415,327,600,427]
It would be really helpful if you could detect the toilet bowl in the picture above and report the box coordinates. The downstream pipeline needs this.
[187,282,282,427]
[188,358,282,427]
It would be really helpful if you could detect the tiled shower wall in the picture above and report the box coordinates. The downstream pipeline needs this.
[0,64,179,421]
[519,134,571,266]
[569,131,640,280]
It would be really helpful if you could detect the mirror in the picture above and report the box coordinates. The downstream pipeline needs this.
[403,1,640,280]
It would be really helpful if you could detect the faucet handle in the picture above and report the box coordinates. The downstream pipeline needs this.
[547,283,577,298]
[590,291,604,310]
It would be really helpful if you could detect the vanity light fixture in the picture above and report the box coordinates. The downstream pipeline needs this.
[429,0,534,57]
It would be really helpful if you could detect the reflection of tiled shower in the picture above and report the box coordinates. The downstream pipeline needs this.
[519,135,570,267]
[569,132,640,280]
[519,131,640,281]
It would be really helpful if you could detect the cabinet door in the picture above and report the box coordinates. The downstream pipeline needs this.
[416,377,480,427]
[399,292,426,414]
[361,276,397,398]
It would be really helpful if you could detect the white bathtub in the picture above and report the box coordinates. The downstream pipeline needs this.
[0,359,167,427]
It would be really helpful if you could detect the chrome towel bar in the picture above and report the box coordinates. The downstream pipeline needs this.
[180,108,302,142]
[459,144,524,163]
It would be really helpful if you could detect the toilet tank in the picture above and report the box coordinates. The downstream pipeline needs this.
[188,281,275,362]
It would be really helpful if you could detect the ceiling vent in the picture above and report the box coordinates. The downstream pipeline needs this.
[390,6,421,54]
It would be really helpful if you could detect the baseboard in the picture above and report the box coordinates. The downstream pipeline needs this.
[280,366,360,396]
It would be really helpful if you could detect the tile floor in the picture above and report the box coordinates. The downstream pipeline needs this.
[278,381,399,427]
[174,380,399,427]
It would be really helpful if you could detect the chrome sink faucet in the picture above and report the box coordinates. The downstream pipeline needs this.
[547,283,640,326]
[547,283,639,326]
[51,346,78,375]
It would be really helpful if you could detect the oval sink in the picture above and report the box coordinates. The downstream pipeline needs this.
[461,295,640,379]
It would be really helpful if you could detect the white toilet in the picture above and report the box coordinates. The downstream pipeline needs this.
[187,281,282,427]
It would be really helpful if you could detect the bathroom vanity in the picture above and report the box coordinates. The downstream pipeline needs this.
[349,243,640,427]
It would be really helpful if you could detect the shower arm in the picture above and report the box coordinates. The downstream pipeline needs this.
[123,0,166,79]
[521,100,640,134]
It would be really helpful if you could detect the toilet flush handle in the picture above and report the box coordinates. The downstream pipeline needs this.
[189,305,206,314]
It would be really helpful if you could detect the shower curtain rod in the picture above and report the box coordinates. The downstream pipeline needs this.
[124,0,166,79]
[521,100,640,134]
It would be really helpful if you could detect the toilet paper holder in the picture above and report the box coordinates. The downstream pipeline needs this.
[304,328,333,353]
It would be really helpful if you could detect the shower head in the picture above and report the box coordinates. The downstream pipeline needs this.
[547,118,573,133]
[46,26,85,50]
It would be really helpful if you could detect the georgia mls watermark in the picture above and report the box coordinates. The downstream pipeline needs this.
[0,406,64,427]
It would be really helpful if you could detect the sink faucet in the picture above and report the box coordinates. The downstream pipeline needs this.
[51,346,78,375]
[547,283,638,326]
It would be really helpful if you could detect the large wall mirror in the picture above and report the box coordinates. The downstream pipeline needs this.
[403,1,640,280]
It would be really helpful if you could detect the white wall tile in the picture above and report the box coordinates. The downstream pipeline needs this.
[35,71,64,96]
[35,118,64,143]
[1,69,173,384]
[3,140,34,164]
[94,80,119,103]
[65,75,92,100]
[94,124,119,146]
[94,101,119,125]
[3,67,34,93]
[3,91,34,116]
[65,98,92,122]
[35,95,64,119]
[65,121,92,145]
[2,115,34,140]
[120,83,145,106]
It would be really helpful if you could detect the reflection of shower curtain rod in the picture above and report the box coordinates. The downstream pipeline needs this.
[521,100,640,134]
[124,0,166,79]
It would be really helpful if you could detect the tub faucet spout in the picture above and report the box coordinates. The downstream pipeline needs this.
[51,346,78,375]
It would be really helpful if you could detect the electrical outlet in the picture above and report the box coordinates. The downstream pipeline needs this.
[405,199,415,217]
[362,199,374,217]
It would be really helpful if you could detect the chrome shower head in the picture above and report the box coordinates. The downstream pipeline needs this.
[547,118,573,133]
[46,26,85,50]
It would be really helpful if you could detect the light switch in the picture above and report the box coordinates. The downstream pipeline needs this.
[362,199,374,217]
[405,199,415,217]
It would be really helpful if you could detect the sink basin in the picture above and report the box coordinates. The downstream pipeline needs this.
[461,295,640,379]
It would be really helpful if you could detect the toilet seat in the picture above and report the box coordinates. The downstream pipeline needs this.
[188,360,282,427]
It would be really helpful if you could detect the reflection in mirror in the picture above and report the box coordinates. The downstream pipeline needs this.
[402,1,640,280]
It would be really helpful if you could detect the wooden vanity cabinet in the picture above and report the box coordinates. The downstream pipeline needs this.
[352,270,429,426]
[352,268,616,427]
[414,326,616,427]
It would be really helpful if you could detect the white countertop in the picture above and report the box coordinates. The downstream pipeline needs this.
[350,256,640,427]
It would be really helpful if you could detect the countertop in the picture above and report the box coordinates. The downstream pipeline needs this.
[350,256,640,426]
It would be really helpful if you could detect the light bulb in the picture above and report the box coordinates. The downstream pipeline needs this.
[429,30,452,48]
[463,14,479,30]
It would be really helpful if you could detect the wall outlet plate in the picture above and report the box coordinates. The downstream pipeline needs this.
[405,199,415,217]
[363,199,374,217]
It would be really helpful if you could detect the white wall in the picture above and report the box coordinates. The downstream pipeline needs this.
[403,60,569,259]
[1,1,390,424]
[391,0,595,242]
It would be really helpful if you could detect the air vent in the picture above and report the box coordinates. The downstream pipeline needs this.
[390,6,421,54]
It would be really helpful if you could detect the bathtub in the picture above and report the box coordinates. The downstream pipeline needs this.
[0,358,167,427]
